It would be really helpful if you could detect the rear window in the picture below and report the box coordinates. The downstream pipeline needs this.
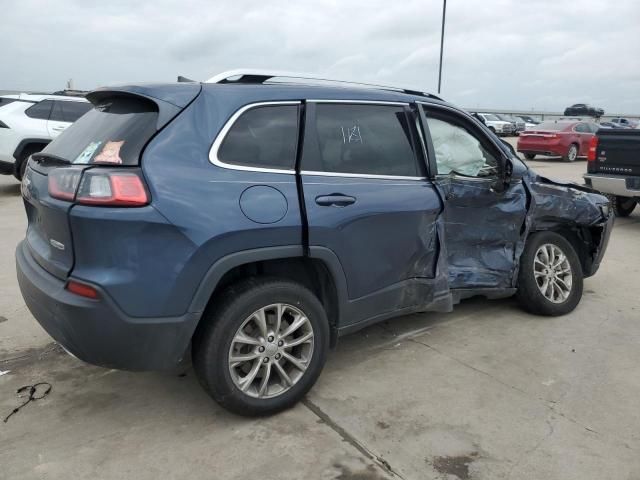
[42,96,158,165]
[217,105,299,170]
[536,122,573,131]
[50,101,92,123]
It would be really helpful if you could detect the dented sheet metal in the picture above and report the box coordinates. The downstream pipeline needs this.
[437,176,528,289]
[435,163,611,294]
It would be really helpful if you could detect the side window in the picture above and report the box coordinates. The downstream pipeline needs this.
[306,104,420,177]
[575,123,589,133]
[25,100,53,120]
[218,105,299,170]
[50,101,92,123]
[425,115,499,177]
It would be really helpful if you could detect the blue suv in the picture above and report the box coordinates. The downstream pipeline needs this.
[16,71,613,416]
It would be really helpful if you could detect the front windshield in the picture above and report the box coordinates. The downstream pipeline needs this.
[484,114,500,121]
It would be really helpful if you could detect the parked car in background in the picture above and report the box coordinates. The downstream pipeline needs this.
[477,113,514,136]
[610,117,638,129]
[0,94,91,179]
[564,103,604,118]
[516,116,538,130]
[599,121,622,129]
[584,129,640,216]
[15,70,612,416]
[517,120,598,162]
[495,114,525,135]
[517,115,539,125]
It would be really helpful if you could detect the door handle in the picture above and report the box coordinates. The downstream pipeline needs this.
[52,126,66,131]
[315,194,356,207]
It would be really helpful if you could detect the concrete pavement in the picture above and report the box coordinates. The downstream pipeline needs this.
[1,154,639,480]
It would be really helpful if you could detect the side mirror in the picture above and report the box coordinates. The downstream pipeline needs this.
[491,158,512,193]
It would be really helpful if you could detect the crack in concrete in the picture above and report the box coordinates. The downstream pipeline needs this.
[302,398,406,480]
[506,414,556,479]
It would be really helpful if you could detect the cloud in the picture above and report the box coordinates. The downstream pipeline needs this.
[2,0,639,113]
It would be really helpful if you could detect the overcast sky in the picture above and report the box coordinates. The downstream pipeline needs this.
[3,0,639,113]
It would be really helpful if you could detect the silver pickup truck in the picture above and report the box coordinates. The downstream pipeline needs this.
[584,129,640,216]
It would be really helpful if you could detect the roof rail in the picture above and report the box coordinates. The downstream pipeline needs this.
[205,69,442,101]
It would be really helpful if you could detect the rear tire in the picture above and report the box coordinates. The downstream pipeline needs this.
[608,195,637,217]
[516,231,583,316]
[192,277,329,416]
[563,143,578,162]
[524,153,536,160]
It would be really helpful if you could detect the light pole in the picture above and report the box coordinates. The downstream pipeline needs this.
[437,0,447,94]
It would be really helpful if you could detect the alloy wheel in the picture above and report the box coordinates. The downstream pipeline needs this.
[228,303,315,399]
[534,244,573,303]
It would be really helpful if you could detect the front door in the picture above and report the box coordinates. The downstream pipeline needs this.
[300,101,442,325]
[419,105,528,289]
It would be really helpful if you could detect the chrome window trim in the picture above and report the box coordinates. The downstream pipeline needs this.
[308,99,409,106]
[208,101,301,174]
[301,170,426,181]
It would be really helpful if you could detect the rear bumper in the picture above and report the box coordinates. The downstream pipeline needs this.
[584,174,640,198]
[517,143,566,157]
[16,240,199,371]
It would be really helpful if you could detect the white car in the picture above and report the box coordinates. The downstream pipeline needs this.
[0,94,91,179]
[477,113,514,136]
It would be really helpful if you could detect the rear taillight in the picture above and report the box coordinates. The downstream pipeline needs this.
[587,136,598,163]
[48,168,83,201]
[48,168,149,206]
[76,170,149,206]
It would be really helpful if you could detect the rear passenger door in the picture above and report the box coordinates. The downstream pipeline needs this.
[47,101,92,137]
[300,101,442,324]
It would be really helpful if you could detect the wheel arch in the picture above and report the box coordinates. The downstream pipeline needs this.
[189,246,348,347]
[12,138,50,177]
[531,225,599,277]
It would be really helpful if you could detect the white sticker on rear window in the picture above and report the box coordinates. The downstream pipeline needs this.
[73,141,102,164]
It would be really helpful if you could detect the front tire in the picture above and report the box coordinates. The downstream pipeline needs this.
[524,153,536,160]
[516,231,583,316]
[193,278,329,416]
[563,143,579,162]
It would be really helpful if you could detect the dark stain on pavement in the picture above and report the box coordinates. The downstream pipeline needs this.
[376,421,390,430]
[333,463,388,479]
[0,316,8,323]
[431,452,479,480]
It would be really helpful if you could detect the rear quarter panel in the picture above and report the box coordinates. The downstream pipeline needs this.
[138,89,302,316]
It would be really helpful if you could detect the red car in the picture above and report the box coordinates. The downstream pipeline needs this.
[517,121,599,162]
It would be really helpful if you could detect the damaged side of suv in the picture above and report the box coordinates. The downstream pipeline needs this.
[16,73,613,416]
